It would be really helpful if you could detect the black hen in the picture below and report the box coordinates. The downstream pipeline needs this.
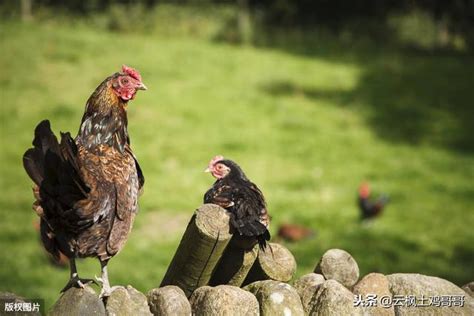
[204,156,270,250]
[358,182,389,220]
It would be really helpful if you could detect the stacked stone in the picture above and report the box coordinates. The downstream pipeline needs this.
[9,204,474,315]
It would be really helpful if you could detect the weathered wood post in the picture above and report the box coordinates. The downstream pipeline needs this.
[160,204,232,297]
[243,242,297,285]
[209,243,259,287]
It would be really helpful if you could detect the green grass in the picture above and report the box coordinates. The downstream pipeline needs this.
[1,18,473,310]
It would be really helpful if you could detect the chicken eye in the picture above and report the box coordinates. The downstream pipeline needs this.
[122,78,129,84]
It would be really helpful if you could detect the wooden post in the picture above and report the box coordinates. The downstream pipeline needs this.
[160,204,232,297]
[243,242,296,285]
[209,242,259,287]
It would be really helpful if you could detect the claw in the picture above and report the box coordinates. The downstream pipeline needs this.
[60,276,98,293]
[95,275,103,284]
[99,285,123,299]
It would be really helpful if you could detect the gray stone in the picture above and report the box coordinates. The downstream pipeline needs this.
[387,273,474,315]
[293,273,325,314]
[462,282,474,298]
[308,279,363,316]
[190,285,259,316]
[294,273,326,292]
[147,286,191,316]
[353,273,394,316]
[106,285,152,316]
[244,280,304,316]
[314,248,359,288]
[49,285,106,316]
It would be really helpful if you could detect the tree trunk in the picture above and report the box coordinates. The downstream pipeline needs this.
[21,0,33,22]
[237,0,252,44]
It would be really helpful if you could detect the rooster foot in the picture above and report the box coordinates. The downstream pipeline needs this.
[99,285,124,299]
[94,275,103,284]
[60,274,98,293]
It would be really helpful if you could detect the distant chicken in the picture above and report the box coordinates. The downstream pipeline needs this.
[23,65,146,297]
[358,182,389,220]
[277,223,315,242]
[204,156,270,250]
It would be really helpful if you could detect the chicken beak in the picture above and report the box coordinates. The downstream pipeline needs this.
[204,167,211,173]
[137,82,148,91]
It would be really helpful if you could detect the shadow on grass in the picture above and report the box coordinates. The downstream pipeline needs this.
[259,40,474,154]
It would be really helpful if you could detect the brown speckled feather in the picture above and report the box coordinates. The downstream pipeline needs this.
[73,143,139,260]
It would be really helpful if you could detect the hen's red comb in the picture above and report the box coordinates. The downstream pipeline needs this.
[209,155,224,168]
[122,65,142,82]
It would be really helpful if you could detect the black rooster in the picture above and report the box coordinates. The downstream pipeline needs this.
[358,182,389,220]
[23,65,146,297]
[204,156,271,250]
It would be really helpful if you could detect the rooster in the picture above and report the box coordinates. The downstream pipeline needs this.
[23,65,146,297]
[204,156,270,250]
[358,182,389,220]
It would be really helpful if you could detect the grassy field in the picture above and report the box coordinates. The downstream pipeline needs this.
[1,17,473,309]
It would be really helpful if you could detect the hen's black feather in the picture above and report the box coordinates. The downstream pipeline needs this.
[359,195,389,220]
[204,159,270,250]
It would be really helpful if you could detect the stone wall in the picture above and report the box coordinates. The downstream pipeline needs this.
[3,204,473,315]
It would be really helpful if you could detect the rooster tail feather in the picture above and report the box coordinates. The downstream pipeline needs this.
[23,120,60,186]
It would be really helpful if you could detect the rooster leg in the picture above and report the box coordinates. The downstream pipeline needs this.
[97,259,122,298]
[98,259,111,297]
[60,258,97,293]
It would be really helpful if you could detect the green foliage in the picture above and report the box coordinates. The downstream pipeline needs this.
[101,3,235,38]
[14,3,238,40]
[388,10,467,51]
[0,13,473,311]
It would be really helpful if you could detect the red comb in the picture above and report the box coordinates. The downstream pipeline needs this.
[209,155,224,168]
[359,182,370,198]
[122,65,142,82]
[211,155,224,163]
